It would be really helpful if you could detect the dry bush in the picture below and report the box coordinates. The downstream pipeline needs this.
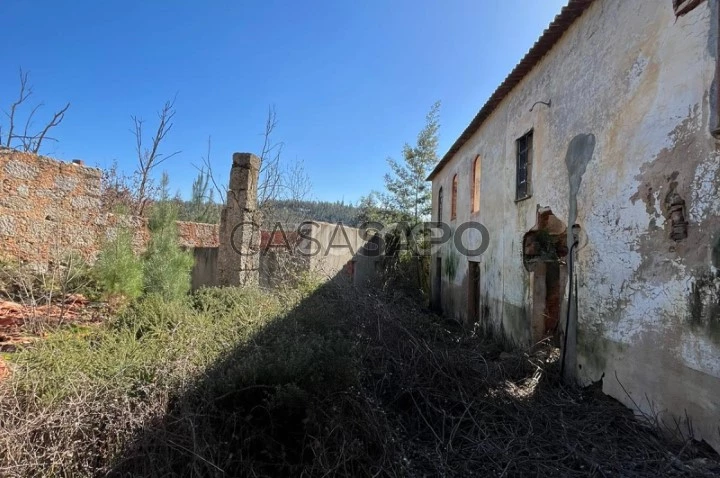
[0,383,170,476]
[0,288,283,477]
[0,281,718,477]
[110,283,718,477]
[0,241,95,333]
[259,248,311,289]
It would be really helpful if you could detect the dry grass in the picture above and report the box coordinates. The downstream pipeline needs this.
[0,279,718,477]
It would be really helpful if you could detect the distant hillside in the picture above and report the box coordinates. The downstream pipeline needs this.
[175,198,363,227]
[261,199,363,226]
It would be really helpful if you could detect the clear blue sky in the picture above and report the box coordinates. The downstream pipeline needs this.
[1,0,567,203]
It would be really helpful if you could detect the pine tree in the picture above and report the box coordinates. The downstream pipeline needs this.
[94,228,144,301]
[383,101,440,223]
[143,173,195,301]
[181,168,220,224]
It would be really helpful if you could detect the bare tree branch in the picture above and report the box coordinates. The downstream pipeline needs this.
[196,135,227,203]
[192,106,312,225]
[20,103,43,151]
[2,69,71,153]
[131,97,181,216]
[31,102,70,154]
[257,105,286,208]
[133,116,144,168]
[284,158,312,203]
[5,69,32,148]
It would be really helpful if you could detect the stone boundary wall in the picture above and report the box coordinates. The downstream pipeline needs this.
[0,149,218,267]
[177,221,219,249]
[257,221,382,287]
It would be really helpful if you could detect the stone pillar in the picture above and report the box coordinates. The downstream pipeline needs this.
[218,153,261,286]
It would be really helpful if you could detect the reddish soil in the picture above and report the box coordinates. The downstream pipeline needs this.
[0,295,106,357]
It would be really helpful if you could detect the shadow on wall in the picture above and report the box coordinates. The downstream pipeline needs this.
[190,248,218,291]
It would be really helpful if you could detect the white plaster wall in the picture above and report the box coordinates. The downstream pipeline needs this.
[302,221,366,279]
[431,0,720,450]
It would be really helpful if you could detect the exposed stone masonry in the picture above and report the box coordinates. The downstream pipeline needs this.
[218,153,261,286]
[0,149,218,267]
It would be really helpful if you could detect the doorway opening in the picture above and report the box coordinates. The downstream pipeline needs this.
[523,208,569,344]
[468,261,480,325]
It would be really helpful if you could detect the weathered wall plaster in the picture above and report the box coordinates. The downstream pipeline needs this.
[431,0,720,451]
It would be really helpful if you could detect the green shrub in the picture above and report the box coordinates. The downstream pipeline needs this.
[112,293,194,338]
[143,176,194,301]
[193,285,278,318]
[93,228,144,301]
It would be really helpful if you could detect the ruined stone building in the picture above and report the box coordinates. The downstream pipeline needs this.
[0,148,373,290]
[428,0,720,451]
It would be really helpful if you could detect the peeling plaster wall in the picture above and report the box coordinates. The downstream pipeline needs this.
[0,150,219,267]
[431,0,720,450]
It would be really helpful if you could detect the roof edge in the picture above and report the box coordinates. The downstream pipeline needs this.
[427,0,596,181]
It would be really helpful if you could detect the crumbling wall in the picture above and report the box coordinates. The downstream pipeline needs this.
[1,149,106,265]
[0,149,219,267]
[176,221,219,249]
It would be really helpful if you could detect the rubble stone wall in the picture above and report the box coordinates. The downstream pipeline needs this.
[0,149,218,267]
[217,153,261,286]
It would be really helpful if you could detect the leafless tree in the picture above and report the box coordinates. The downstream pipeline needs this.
[284,158,312,206]
[199,105,312,224]
[130,97,181,216]
[257,105,285,209]
[253,105,313,224]
[199,136,228,206]
[100,160,134,214]
[1,68,70,154]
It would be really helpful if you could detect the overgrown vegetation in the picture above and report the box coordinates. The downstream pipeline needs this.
[142,175,194,301]
[353,103,442,302]
[93,228,144,302]
[0,174,193,334]
[0,247,96,333]
[92,175,194,305]
[1,280,717,477]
